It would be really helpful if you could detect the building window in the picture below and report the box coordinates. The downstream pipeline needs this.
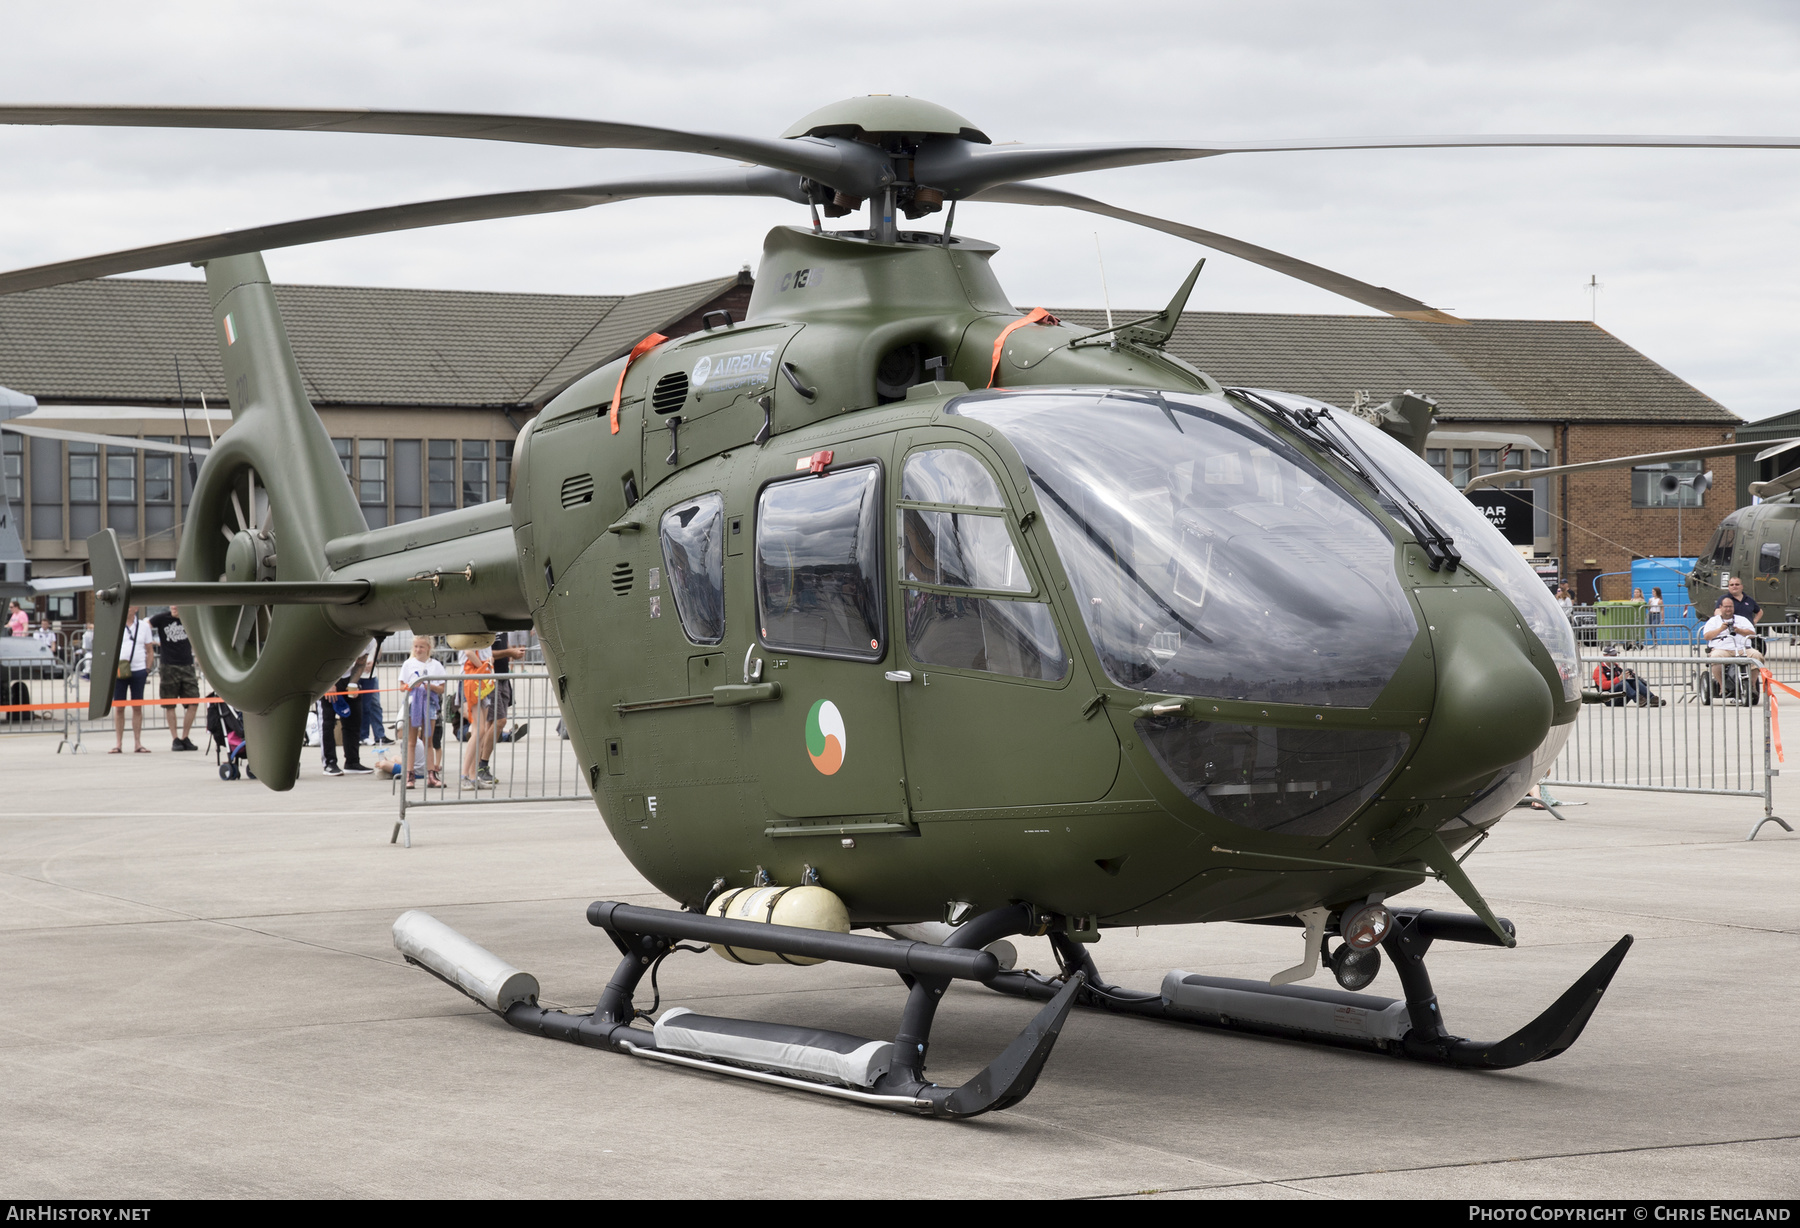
[68,443,99,504]
[358,439,387,507]
[496,440,514,501]
[333,438,352,484]
[1478,448,1501,478]
[429,440,456,513]
[2,433,20,502]
[144,439,174,505]
[1426,448,1446,478]
[1451,448,1472,488]
[462,440,489,506]
[107,452,136,504]
[1632,459,1705,509]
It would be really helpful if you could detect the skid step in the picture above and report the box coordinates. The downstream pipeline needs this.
[1161,972,1411,1045]
[653,1009,894,1088]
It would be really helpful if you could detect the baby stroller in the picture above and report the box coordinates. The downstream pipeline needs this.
[205,694,256,780]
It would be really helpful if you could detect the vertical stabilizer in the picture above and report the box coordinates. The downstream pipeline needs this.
[178,253,371,789]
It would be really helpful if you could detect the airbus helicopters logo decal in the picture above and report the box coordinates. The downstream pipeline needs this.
[805,700,846,775]
[691,348,776,395]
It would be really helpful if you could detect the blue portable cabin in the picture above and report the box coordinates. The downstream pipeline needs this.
[1632,557,1699,645]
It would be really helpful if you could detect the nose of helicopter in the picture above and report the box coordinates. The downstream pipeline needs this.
[1405,587,1556,801]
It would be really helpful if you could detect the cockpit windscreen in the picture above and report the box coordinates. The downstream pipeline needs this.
[953,390,1417,706]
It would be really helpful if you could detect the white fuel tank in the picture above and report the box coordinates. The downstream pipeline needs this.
[706,885,851,965]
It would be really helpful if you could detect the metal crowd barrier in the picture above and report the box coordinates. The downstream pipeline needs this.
[1543,650,1793,840]
[390,667,589,847]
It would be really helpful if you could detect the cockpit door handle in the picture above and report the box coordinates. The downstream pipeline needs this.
[884,670,914,683]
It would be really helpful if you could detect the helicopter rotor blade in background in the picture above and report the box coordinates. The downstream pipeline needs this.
[0,105,875,189]
[970,182,1463,324]
[0,169,810,296]
[923,132,1800,196]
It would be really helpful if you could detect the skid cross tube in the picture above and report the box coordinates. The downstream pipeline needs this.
[586,900,1001,982]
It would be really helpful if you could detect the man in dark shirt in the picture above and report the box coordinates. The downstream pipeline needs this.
[149,606,201,751]
[1724,575,1763,624]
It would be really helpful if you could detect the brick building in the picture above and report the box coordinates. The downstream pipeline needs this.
[1057,310,1743,602]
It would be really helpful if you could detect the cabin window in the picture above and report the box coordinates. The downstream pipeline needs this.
[660,492,726,646]
[756,465,885,660]
[1759,541,1781,578]
[897,447,1065,681]
[1712,523,1737,567]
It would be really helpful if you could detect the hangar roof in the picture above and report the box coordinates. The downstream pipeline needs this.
[0,272,1737,426]
[1053,309,1740,425]
[0,274,742,410]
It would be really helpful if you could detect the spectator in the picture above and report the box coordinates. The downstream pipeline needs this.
[1723,576,1763,642]
[358,634,393,746]
[1592,652,1664,707]
[149,605,201,751]
[320,641,374,777]
[1647,587,1664,629]
[111,607,152,754]
[398,635,446,789]
[1702,596,1762,694]
[1556,585,1574,619]
[458,636,495,789]
[5,599,27,637]
[490,630,531,747]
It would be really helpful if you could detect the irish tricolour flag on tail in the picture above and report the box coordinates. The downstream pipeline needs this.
[805,700,846,776]
[222,313,237,346]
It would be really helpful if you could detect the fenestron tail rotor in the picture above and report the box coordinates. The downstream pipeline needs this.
[217,465,277,661]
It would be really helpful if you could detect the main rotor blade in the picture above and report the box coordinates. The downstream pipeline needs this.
[0,169,807,295]
[970,182,1462,324]
[923,133,1800,194]
[0,104,874,187]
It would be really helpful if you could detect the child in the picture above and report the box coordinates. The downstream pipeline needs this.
[398,635,446,789]
[456,634,496,789]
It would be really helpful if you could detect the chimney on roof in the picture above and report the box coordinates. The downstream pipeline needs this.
[737,264,754,288]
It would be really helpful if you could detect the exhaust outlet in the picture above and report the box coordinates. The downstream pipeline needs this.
[393,909,539,1012]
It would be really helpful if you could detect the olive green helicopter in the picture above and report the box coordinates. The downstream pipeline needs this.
[7,95,1798,1118]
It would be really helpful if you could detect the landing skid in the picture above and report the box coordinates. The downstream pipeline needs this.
[393,902,1633,1122]
[986,907,1633,1070]
[396,901,1080,1119]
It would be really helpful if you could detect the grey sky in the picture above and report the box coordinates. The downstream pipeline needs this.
[1,0,1795,418]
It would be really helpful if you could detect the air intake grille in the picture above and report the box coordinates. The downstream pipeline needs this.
[651,371,689,414]
[611,562,634,595]
[560,473,594,509]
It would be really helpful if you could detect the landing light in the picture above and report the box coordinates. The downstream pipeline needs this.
[1340,901,1394,950]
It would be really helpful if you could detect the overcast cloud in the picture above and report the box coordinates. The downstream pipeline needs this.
[1,1,1795,418]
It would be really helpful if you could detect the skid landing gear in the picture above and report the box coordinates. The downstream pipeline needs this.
[394,901,1083,1119]
[986,907,1633,1070]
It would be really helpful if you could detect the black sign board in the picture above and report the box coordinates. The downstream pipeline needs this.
[1466,489,1536,546]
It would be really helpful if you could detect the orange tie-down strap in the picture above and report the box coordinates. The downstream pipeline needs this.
[611,333,670,434]
[987,308,1060,388]
[1760,669,1800,764]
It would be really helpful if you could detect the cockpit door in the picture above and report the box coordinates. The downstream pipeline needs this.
[889,434,1120,813]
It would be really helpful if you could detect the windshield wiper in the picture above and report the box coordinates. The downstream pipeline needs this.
[1230,388,1460,572]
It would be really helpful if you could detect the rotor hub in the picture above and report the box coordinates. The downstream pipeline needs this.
[224,529,276,584]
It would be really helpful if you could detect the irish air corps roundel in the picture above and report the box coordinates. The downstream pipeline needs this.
[805,700,846,775]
